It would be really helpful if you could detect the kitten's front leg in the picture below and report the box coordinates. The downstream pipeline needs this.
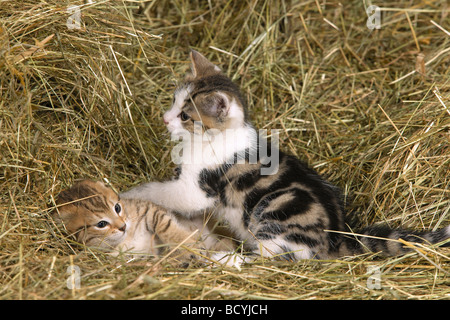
[120,179,215,216]
[119,181,161,202]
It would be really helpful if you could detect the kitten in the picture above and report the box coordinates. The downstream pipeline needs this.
[120,50,450,260]
[52,180,233,261]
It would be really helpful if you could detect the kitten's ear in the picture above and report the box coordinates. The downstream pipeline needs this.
[189,50,221,78]
[206,93,230,118]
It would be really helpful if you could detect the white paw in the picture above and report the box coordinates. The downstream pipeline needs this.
[209,251,250,271]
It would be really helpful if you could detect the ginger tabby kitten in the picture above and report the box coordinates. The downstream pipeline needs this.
[52,180,233,262]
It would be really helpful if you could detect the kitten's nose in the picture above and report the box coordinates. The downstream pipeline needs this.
[119,223,126,232]
[163,112,170,125]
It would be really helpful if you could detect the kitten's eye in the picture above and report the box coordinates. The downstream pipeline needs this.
[96,221,109,228]
[179,111,190,122]
[114,203,122,215]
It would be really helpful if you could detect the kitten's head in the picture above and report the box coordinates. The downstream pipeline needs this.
[52,180,127,250]
[163,50,249,135]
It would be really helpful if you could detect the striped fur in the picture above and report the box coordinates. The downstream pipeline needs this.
[53,180,233,260]
[120,50,450,260]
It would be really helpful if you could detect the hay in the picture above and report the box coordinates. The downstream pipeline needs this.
[0,0,449,300]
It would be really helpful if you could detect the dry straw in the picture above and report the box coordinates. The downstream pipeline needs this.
[0,0,449,299]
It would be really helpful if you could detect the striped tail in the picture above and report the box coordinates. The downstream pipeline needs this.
[339,225,450,257]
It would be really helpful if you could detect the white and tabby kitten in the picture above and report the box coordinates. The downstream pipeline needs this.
[121,50,450,260]
[53,180,233,261]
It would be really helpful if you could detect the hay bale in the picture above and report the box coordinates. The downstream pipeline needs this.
[0,0,449,300]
